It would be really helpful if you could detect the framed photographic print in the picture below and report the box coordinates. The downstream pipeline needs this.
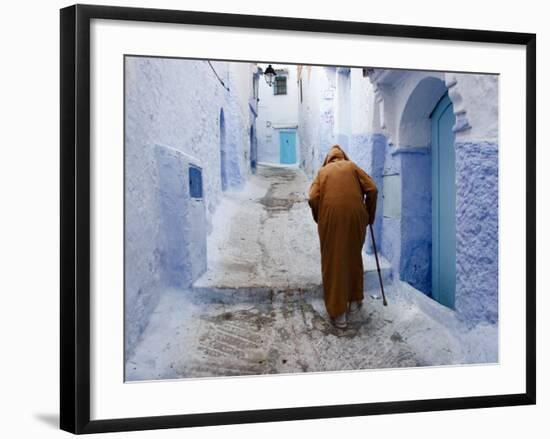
[60,4,536,434]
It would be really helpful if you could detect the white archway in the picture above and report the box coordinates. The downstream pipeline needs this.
[397,76,448,149]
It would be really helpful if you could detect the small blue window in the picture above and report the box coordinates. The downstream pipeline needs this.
[189,165,203,199]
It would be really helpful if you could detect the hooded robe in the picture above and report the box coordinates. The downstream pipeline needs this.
[308,145,378,319]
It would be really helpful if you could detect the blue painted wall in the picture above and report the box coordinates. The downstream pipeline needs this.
[352,132,433,297]
[355,132,498,326]
[154,145,207,288]
[455,141,499,325]
[373,139,498,325]
[400,150,432,296]
[337,134,350,151]
[349,133,386,256]
[221,97,248,190]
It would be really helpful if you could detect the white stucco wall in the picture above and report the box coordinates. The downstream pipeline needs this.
[351,68,373,136]
[366,69,499,148]
[230,62,258,128]
[298,66,322,176]
[297,66,339,178]
[445,73,499,143]
[334,67,351,149]
[367,70,446,149]
[257,64,299,163]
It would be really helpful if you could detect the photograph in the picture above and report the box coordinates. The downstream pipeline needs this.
[0,0,541,435]
[123,56,499,381]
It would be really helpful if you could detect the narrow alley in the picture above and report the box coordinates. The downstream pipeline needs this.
[126,164,497,381]
[124,58,499,381]
[194,163,390,294]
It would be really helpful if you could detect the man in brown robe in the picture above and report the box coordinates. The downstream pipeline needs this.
[308,145,378,329]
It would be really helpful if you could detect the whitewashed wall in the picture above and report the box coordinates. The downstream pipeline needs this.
[124,57,256,358]
[257,64,299,163]
[297,66,337,178]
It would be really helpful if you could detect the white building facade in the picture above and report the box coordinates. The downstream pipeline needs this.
[256,64,300,164]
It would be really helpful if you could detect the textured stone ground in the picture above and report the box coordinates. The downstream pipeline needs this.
[126,164,497,381]
[126,288,421,381]
[126,282,497,381]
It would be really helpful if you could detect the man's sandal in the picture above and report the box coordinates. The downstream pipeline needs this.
[332,313,347,329]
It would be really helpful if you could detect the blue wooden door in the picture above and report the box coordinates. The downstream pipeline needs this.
[279,131,296,164]
[431,93,456,309]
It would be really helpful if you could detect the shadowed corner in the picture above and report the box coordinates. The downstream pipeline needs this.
[34,413,59,430]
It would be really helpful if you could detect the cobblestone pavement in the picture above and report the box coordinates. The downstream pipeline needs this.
[126,288,425,381]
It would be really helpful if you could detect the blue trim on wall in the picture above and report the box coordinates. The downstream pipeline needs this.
[391,146,429,156]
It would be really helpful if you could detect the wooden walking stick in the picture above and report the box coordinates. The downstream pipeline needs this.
[369,224,388,306]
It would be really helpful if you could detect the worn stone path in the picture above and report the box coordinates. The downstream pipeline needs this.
[126,164,497,381]
[126,287,423,381]
[193,163,390,293]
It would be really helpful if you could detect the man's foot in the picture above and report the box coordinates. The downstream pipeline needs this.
[332,312,347,329]
[348,300,363,314]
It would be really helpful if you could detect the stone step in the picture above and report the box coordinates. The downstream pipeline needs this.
[191,252,392,304]
[363,252,393,294]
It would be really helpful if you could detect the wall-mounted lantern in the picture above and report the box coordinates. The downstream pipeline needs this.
[263,64,277,87]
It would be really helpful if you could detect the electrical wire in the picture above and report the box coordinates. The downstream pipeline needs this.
[207,61,230,92]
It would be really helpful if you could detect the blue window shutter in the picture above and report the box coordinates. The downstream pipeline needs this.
[189,165,203,199]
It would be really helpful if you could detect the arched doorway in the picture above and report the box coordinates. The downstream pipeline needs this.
[220,109,228,191]
[431,92,456,309]
[397,75,447,298]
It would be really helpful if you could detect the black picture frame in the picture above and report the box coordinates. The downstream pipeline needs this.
[60,3,536,434]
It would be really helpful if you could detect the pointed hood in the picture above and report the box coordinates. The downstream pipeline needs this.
[322,144,350,167]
